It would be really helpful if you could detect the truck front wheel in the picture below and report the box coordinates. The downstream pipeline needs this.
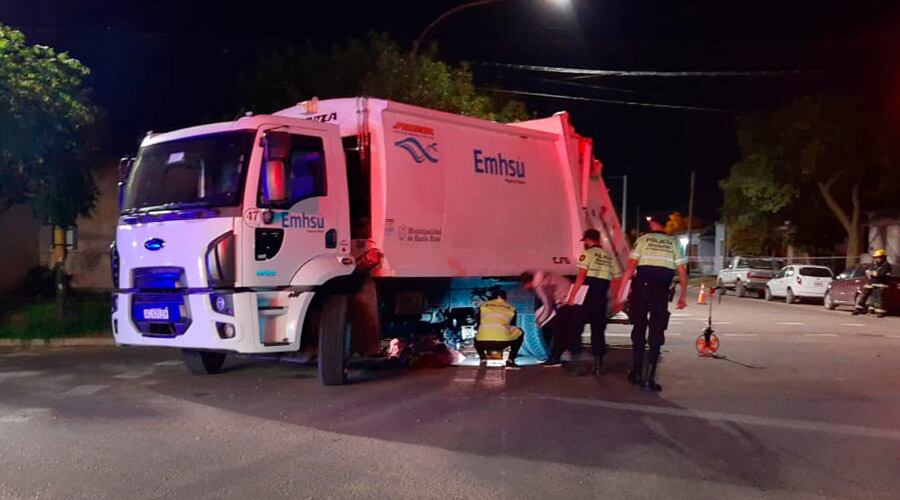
[318,294,351,386]
[182,349,226,374]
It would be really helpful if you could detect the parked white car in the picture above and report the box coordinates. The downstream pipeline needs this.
[765,265,834,303]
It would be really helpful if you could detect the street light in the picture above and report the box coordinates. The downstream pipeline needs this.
[411,0,572,56]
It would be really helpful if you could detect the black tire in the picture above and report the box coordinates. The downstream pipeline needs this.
[318,294,351,386]
[824,290,837,310]
[786,288,796,304]
[182,349,226,374]
[735,280,746,298]
[764,287,773,301]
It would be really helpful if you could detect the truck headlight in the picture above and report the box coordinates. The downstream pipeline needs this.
[110,241,119,288]
[210,293,234,315]
[216,322,236,339]
[206,231,235,288]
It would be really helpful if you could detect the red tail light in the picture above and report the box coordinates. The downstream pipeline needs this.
[797,277,802,285]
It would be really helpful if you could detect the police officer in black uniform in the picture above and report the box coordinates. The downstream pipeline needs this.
[620,218,688,391]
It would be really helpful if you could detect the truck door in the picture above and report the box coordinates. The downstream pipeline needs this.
[241,123,350,288]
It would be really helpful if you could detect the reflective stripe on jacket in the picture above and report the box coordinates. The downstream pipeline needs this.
[476,298,520,342]
[577,247,621,281]
[630,233,687,270]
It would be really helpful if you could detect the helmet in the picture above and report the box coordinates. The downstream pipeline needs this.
[872,249,886,258]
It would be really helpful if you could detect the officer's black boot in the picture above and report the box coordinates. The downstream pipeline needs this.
[641,360,662,392]
[627,351,643,385]
[641,350,662,392]
[593,354,604,375]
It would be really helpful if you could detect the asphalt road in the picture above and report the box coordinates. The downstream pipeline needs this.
[2,292,899,499]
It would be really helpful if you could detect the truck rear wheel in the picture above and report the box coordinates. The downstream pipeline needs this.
[182,349,226,374]
[318,294,351,386]
[735,280,746,298]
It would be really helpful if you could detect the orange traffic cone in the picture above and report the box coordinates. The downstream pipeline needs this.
[697,283,707,305]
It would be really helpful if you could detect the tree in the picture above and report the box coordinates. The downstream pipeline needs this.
[664,212,686,235]
[720,95,898,263]
[239,33,527,122]
[0,24,98,314]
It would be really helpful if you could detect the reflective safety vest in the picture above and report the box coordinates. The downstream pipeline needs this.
[630,233,687,270]
[577,247,621,281]
[476,298,520,342]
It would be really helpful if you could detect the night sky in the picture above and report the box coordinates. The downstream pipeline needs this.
[2,0,898,222]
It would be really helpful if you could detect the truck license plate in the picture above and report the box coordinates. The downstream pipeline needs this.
[143,307,170,320]
[814,282,823,287]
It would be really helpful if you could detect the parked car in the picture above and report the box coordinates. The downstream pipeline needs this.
[717,256,784,298]
[765,265,833,303]
[824,263,900,314]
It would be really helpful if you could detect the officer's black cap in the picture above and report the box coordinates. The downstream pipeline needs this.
[581,229,601,241]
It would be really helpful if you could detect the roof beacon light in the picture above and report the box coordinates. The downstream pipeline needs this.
[304,97,319,114]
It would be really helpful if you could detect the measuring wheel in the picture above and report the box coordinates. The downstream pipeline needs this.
[695,328,720,356]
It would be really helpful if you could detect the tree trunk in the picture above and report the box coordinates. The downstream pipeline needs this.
[52,226,68,321]
[817,176,861,269]
[54,261,66,321]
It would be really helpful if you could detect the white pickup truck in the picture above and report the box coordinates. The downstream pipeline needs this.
[716,256,784,298]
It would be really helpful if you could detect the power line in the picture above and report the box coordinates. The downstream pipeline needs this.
[480,88,741,112]
[479,61,823,78]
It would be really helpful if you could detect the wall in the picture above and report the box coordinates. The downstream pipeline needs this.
[39,162,119,291]
[868,220,900,264]
[0,205,41,294]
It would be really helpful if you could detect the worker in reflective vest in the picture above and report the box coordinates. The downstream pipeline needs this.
[568,228,621,375]
[475,289,524,369]
[620,218,688,391]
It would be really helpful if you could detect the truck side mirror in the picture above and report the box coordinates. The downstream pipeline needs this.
[261,131,291,206]
[117,156,135,210]
[118,156,135,182]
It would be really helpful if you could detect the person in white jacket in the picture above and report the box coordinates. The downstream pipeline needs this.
[520,271,586,369]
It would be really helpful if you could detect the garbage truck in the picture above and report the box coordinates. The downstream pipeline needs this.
[111,97,629,384]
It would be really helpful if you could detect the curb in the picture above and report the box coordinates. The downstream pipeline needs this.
[0,336,115,349]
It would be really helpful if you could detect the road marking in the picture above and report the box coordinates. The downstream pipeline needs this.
[153,360,183,367]
[544,396,900,442]
[114,370,154,380]
[63,385,109,397]
[0,408,48,423]
[776,322,805,326]
[841,323,865,327]
[672,313,693,317]
[607,333,630,337]
[804,333,838,337]
[0,371,44,380]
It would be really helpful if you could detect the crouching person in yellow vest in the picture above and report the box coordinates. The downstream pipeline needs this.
[475,289,524,369]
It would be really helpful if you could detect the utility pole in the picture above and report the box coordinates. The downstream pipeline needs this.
[686,171,696,273]
[635,204,640,237]
[621,175,628,234]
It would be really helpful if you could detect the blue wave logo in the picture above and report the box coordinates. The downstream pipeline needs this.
[394,137,439,164]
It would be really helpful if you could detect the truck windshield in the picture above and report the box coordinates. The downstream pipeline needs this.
[122,131,255,213]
